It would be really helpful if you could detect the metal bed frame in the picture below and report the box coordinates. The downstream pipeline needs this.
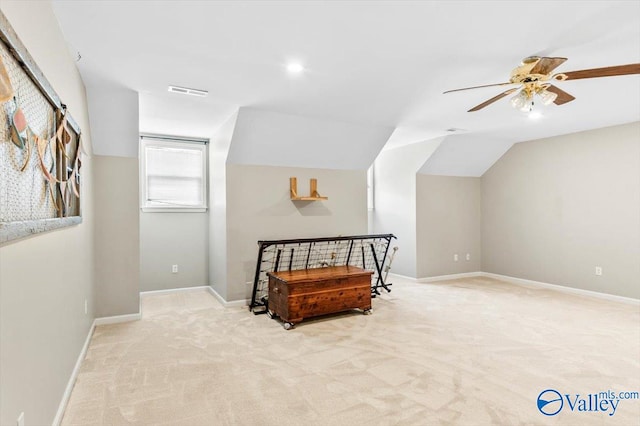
[249,233,396,314]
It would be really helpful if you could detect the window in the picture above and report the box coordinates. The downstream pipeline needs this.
[367,164,374,210]
[140,136,208,212]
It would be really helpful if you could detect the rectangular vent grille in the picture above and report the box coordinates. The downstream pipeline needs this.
[168,85,208,97]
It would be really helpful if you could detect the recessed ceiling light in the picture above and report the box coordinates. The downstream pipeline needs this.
[528,111,543,120]
[286,62,304,74]
[168,85,208,97]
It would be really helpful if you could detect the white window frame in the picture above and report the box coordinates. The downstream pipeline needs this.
[139,135,208,213]
[367,164,375,211]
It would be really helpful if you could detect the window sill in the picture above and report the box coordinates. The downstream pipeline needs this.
[141,207,208,213]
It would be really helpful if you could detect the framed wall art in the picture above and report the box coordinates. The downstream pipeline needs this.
[0,10,83,244]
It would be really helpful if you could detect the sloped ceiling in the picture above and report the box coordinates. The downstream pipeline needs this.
[227,108,393,169]
[418,134,515,177]
[49,0,640,171]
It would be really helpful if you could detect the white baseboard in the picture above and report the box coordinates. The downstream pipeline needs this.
[388,272,483,283]
[206,286,248,307]
[387,273,417,282]
[52,319,96,426]
[482,272,640,305]
[140,285,210,296]
[140,285,248,308]
[94,312,142,326]
[417,272,483,283]
[391,271,638,305]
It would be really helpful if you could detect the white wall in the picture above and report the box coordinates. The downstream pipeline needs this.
[225,164,368,301]
[83,72,140,317]
[84,80,140,314]
[209,112,237,300]
[139,212,208,291]
[372,139,442,277]
[482,122,640,299]
[86,85,139,157]
[416,174,482,277]
[87,87,140,316]
[227,107,394,170]
[0,2,95,425]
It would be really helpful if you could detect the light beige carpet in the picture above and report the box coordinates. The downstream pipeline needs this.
[62,276,640,425]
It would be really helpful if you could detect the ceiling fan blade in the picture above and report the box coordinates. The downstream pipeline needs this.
[529,57,567,75]
[546,84,575,105]
[562,63,640,80]
[468,88,519,112]
[444,82,513,94]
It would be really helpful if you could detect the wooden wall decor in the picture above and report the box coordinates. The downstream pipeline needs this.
[0,10,83,244]
[289,177,328,201]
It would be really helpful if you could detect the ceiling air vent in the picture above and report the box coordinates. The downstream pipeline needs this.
[168,85,208,97]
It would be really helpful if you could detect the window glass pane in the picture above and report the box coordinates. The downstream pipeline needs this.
[146,175,202,206]
[143,143,206,208]
[146,147,202,179]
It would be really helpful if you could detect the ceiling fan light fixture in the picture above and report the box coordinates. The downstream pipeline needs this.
[445,57,640,113]
[539,89,558,106]
[519,100,534,112]
[510,90,530,110]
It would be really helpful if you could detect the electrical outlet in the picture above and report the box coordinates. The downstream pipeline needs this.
[466,253,470,261]
[84,299,88,315]
[595,266,602,276]
[17,412,24,426]
[172,265,178,273]
[453,254,459,262]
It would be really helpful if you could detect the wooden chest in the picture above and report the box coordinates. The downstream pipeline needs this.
[267,266,373,329]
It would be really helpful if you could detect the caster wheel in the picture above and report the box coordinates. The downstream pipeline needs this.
[283,322,294,330]
[363,309,373,315]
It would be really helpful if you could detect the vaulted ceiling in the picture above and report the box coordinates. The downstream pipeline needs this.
[51,1,640,168]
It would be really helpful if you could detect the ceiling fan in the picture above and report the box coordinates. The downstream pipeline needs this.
[444,57,640,112]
